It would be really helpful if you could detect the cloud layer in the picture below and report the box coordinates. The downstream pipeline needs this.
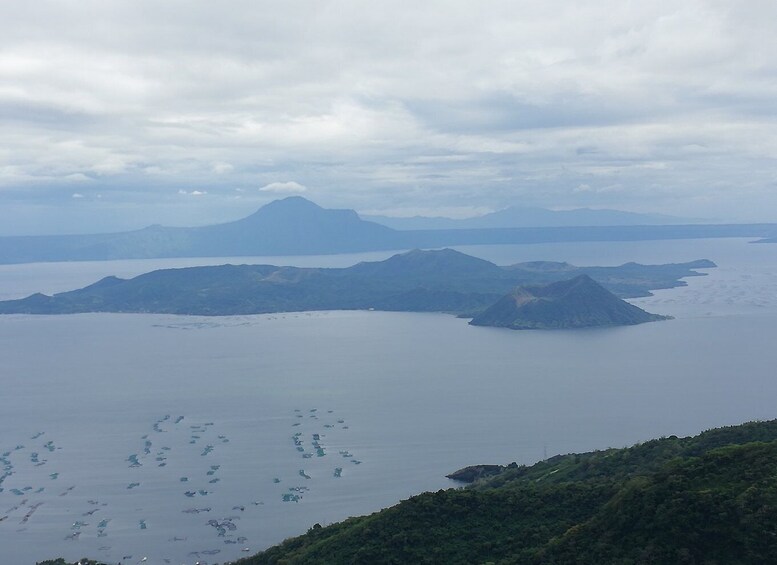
[1,1,776,233]
[260,181,307,194]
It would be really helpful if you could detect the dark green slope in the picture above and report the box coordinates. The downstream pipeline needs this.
[234,420,777,565]
[535,442,777,564]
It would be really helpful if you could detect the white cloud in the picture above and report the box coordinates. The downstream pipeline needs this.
[259,181,307,194]
[2,1,777,229]
[211,161,233,174]
[71,192,85,198]
[64,173,91,182]
[178,189,207,196]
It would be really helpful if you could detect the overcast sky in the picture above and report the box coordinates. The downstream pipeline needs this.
[1,1,776,234]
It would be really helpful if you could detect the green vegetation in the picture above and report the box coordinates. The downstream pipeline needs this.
[233,420,777,565]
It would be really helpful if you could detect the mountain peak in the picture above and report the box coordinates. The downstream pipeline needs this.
[470,275,668,330]
[247,196,324,218]
[200,196,397,255]
[265,195,321,209]
[541,273,598,294]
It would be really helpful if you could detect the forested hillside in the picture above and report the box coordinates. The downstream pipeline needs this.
[235,420,777,565]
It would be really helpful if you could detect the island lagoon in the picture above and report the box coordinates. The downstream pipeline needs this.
[1,238,777,564]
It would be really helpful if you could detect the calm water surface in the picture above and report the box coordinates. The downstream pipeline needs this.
[1,239,776,564]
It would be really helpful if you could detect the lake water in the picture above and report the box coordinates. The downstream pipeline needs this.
[1,238,776,564]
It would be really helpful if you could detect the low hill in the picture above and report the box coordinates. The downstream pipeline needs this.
[232,420,777,565]
[347,248,505,279]
[469,275,667,330]
[364,205,697,230]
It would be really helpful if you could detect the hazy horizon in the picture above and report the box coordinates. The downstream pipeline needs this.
[0,194,721,237]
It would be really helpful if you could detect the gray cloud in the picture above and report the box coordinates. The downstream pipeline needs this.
[1,1,776,233]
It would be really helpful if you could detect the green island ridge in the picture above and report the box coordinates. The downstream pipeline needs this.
[0,249,712,327]
[39,419,777,564]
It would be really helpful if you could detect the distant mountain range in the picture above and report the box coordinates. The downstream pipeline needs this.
[363,206,699,230]
[470,275,668,329]
[0,197,774,265]
[0,197,398,264]
[0,248,713,321]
